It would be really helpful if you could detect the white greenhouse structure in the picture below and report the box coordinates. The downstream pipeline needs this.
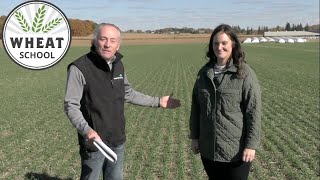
[242,30,319,44]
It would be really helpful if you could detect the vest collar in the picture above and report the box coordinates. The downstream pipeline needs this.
[88,45,123,72]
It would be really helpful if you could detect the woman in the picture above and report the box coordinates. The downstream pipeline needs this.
[189,24,261,180]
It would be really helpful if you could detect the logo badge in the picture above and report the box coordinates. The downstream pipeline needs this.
[2,1,71,70]
[114,74,123,80]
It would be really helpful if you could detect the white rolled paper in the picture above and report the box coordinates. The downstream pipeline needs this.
[93,140,118,163]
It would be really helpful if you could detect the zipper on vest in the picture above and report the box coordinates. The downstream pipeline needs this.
[111,64,115,88]
[108,62,115,88]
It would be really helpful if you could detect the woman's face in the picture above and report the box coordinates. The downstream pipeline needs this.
[212,32,234,64]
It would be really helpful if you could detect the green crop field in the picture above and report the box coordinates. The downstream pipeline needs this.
[0,42,319,180]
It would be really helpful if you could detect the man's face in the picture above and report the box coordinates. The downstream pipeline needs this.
[96,26,120,60]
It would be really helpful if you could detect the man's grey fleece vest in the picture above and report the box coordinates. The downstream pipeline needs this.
[69,48,125,149]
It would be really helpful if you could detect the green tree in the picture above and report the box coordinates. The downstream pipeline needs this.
[292,23,296,31]
[304,23,310,31]
[297,23,303,31]
[285,22,291,31]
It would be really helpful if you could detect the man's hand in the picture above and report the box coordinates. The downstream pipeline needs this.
[159,94,181,108]
[191,139,200,154]
[242,148,255,162]
[85,130,101,150]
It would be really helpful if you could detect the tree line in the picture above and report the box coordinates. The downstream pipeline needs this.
[212,23,316,35]
[127,23,318,35]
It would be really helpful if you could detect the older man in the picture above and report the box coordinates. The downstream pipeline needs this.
[64,23,180,180]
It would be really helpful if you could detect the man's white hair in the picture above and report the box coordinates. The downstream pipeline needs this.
[92,23,121,46]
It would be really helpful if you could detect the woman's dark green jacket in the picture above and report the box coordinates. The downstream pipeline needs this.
[189,60,262,162]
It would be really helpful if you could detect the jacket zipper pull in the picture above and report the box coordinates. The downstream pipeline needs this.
[110,80,113,87]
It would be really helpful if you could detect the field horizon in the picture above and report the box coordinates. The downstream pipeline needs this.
[1,33,318,48]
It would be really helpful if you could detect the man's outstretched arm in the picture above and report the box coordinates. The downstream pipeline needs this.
[124,73,180,108]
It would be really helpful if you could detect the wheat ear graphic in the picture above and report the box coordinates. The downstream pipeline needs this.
[15,11,30,32]
[41,17,63,33]
[32,4,46,32]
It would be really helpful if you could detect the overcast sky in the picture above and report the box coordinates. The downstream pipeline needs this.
[1,0,319,31]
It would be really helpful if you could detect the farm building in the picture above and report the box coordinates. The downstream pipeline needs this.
[259,37,268,42]
[265,37,275,42]
[293,37,306,42]
[274,37,286,43]
[243,38,252,43]
[264,31,319,37]
[251,37,260,43]
[242,36,299,43]
[283,37,295,43]
[242,30,319,43]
